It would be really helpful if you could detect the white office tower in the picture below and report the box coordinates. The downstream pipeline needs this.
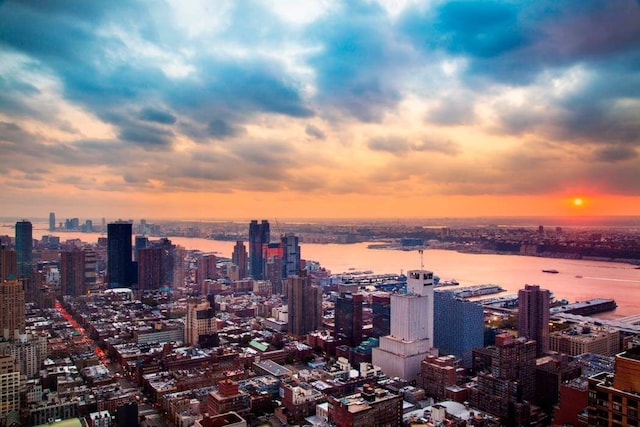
[372,270,437,381]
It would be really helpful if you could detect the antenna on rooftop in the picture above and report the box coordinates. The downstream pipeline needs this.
[418,249,424,270]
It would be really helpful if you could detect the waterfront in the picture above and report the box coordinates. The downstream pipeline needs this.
[3,225,639,319]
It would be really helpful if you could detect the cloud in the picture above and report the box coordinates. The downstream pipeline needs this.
[139,107,177,125]
[593,145,638,162]
[368,135,460,156]
[306,2,414,121]
[1,0,640,210]
[368,136,411,154]
[305,124,326,140]
[207,118,243,139]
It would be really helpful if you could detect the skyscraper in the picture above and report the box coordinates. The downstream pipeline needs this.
[231,241,248,280]
[60,250,85,297]
[197,254,217,294]
[372,269,436,382]
[286,275,322,336]
[371,293,391,338]
[134,235,148,262]
[137,247,163,291]
[470,333,537,425]
[248,220,269,280]
[107,222,134,288]
[0,246,17,282]
[518,284,550,356]
[334,292,363,347]
[434,290,484,367]
[49,212,55,231]
[281,233,300,278]
[0,279,25,340]
[15,220,32,278]
[83,248,97,293]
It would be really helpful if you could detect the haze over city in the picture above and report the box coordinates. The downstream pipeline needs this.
[1,0,640,220]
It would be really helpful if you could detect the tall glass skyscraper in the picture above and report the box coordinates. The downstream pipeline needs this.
[248,220,269,280]
[434,290,484,367]
[107,222,134,287]
[281,233,300,278]
[15,220,32,279]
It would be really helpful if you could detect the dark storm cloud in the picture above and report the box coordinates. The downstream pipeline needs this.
[399,0,640,83]
[139,108,177,125]
[593,146,638,162]
[0,0,312,152]
[306,2,411,122]
[1,0,640,199]
[207,119,243,139]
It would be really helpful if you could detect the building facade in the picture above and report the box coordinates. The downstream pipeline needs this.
[334,292,363,347]
[60,250,85,297]
[372,270,436,382]
[15,220,33,278]
[371,292,391,338]
[0,246,17,282]
[232,241,248,280]
[281,233,300,278]
[518,284,550,356]
[0,279,25,340]
[107,222,134,288]
[588,346,640,426]
[434,290,484,367]
[286,275,322,337]
[185,301,217,346]
[248,220,269,280]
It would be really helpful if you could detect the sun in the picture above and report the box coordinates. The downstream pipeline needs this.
[573,197,584,207]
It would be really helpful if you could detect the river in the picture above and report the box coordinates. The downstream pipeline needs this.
[3,224,639,319]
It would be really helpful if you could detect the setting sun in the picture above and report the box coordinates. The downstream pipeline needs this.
[573,197,584,207]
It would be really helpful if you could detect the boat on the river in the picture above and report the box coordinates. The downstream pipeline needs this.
[542,269,559,274]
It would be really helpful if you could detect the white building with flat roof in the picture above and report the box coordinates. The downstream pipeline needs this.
[372,270,437,381]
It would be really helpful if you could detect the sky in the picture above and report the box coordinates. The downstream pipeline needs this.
[1,0,639,221]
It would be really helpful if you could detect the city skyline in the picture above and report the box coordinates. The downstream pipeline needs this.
[1,1,639,220]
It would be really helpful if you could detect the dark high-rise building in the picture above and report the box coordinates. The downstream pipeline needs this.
[334,292,363,347]
[434,290,484,368]
[281,233,300,278]
[371,293,391,338]
[116,402,138,427]
[134,235,148,262]
[470,333,537,425]
[107,222,134,288]
[15,220,33,278]
[518,284,550,356]
[60,250,85,297]
[151,238,184,289]
[138,247,163,291]
[231,241,248,280]
[49,212,55,231]
[249,220,269,279]
[286,275,322,336]
[0,246,17,282]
